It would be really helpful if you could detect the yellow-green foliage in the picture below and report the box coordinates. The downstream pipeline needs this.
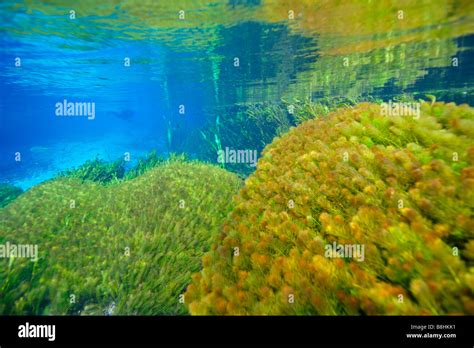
[186,102,474,315]
[0,161,241,315]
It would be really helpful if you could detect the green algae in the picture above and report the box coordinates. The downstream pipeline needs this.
[0,161,242,315]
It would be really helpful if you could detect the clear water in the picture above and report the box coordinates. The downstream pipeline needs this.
[1,0,473,189]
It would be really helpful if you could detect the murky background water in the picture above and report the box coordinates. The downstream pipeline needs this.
[1,0,473,189]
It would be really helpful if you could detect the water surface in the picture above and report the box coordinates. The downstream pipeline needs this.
[1,0,473,188]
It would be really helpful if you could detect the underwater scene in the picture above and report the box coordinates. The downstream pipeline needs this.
[0,0,473,316]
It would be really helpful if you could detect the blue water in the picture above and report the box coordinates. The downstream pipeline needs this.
[1,1,473,189]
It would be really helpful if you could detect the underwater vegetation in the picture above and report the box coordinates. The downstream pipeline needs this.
[0,183,23,208]
[123,150,168,180]
[283,95,386,125]
[58,158,126,184]
[0,0,472,321]
[0,160,242,315]
[186,101,474,315]
[198,102,293,176]
[197,96,383,177]
[58,151,185,184]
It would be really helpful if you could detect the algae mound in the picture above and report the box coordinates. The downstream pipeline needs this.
[186,102,474,315]
[0,161,241,315]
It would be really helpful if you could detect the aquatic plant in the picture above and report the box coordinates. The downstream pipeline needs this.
[124,150,165,180]
[198,97,388,178]
[246,103,293,140]
[282,96,385,125]
[59,152,189,184]
[0,161,241,315]
[0,183,23,208]
[198,102,294,176]
[186,101,474,315]
[58,158,126,184]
